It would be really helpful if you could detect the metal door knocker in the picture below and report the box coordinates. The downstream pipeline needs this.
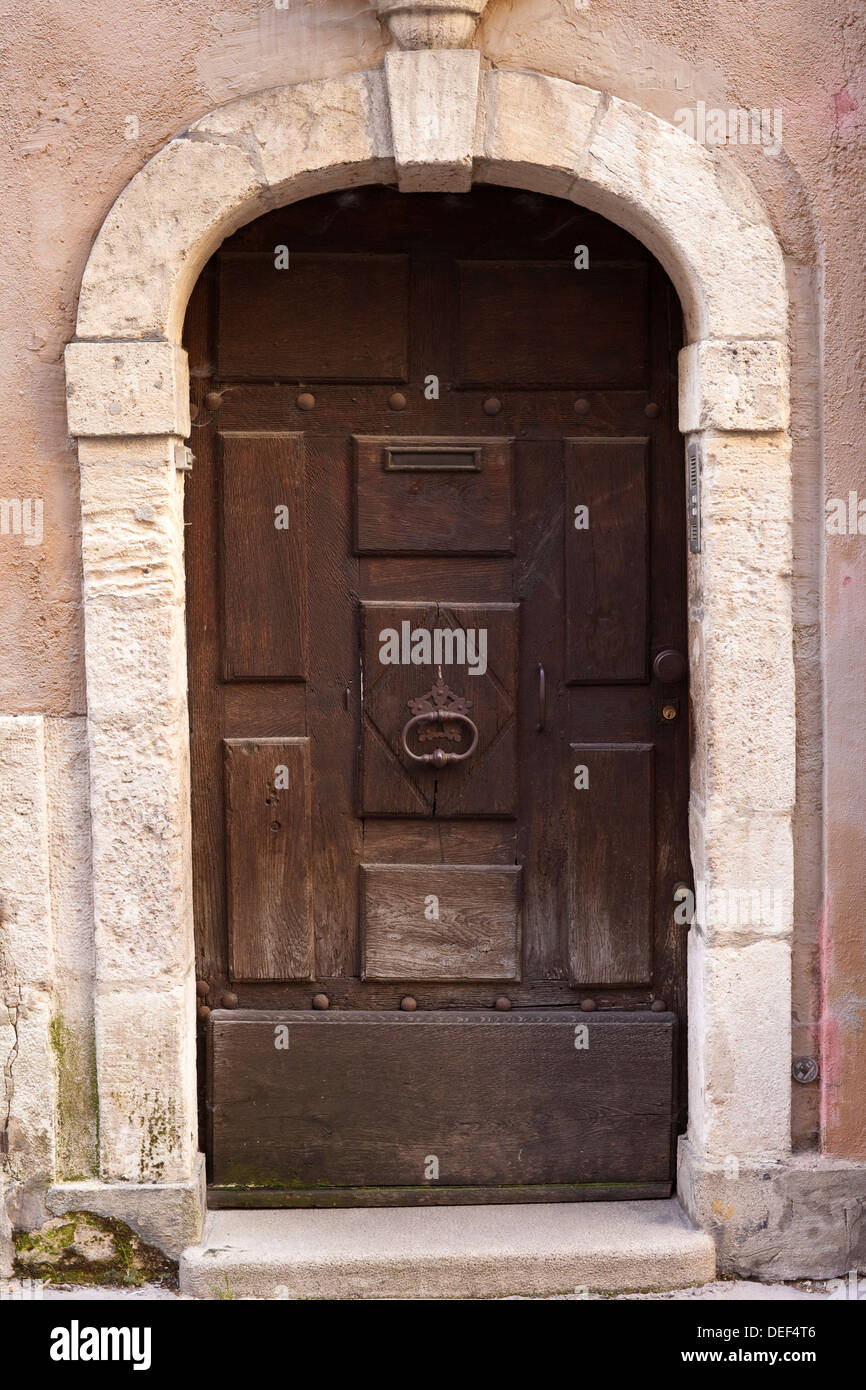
[401,678,479,767]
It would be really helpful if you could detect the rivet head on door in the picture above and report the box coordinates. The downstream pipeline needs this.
[580,998,596,1012]
[651,998,667,1012]
[195,979,210,998]
[197,1005,211,1021]
[644,402,660,418]
[388,391,407,411]
[205,391,223,410]
[222,991,238,1009]
[400,996,418,1011]
[573,398,590,416]
[296,392,316,411]
[483,397,502,416]
[494,996,512,1011]
[312,993,330,1010]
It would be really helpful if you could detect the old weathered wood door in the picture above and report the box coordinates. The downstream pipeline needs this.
[185,185,690,1206]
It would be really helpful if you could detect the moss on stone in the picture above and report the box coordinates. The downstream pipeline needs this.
[14,1211,175,1287]
[48,1014,100,1180]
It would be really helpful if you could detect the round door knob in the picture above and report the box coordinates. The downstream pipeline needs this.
[653,649,687,683]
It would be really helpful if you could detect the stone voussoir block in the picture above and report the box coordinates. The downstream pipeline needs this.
[75,136,269,342]
[193,70,394,204]
[577,99,788,342]
[475,69,602,199]
[386,49,481,192]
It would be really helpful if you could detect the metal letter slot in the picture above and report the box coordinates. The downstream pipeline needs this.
[385,448,480,472]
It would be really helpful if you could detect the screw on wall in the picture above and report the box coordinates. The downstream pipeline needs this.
[792,1056,819,1084]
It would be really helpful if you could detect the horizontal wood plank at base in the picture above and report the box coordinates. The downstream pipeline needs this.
[207,1182,672,1209]
[208,1010,674,1191]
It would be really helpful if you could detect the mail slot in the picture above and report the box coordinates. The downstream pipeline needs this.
[386,448,479,471]
[354,435,513,554]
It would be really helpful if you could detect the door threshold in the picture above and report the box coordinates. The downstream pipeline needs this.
[180,1197,715,1299]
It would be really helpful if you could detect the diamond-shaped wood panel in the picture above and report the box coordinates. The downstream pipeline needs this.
[360,603,518,817]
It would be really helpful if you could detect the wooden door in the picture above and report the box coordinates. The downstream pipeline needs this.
[185,185,690,1206]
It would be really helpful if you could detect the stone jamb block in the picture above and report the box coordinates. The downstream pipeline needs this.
[65,341,190,438]
[679,340,790,432]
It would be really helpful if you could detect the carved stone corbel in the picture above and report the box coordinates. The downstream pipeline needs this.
[376,0,490,50]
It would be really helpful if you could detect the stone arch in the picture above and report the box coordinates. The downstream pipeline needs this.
[63,53,794,1249]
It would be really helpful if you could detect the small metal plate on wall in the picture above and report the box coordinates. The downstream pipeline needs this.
[792,1056,819,1084]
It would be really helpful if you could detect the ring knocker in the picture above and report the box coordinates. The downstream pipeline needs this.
[401,709,479,767]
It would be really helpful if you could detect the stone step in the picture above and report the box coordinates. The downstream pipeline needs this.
[180,1198,716,1300]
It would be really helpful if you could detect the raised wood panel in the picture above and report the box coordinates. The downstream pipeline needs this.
[360,602,518,817]
[218,252,410,381]
[355,436,513,555]
[456,260,649,388]
[361,864,521,981]
[565,437,649,683]
[208,1010,675,1189]
[568,744,655,986]
[220,433,308,682]
[225,738,313,982]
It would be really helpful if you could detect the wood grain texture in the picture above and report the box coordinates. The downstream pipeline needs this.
[361,864,521,980]
[208,1010,675,1189]
[218,252,410,382]
[220,432,308,682]
[568,743,655,986]
[183,186,691,1193]
[565,436,649,683]
[355,436,513,555]
[208,1182,671,1208]
[456,260,649,388]
[225,738,313,981]
[360,601,518,817]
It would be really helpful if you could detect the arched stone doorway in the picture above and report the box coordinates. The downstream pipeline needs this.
[62,53,793,1256]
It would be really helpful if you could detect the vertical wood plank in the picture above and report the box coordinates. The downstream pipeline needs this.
[220,432,308,681]
[225,738,313,981]
[514,435,568,980]
[568,743,654,985]
[565,437,649,683]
